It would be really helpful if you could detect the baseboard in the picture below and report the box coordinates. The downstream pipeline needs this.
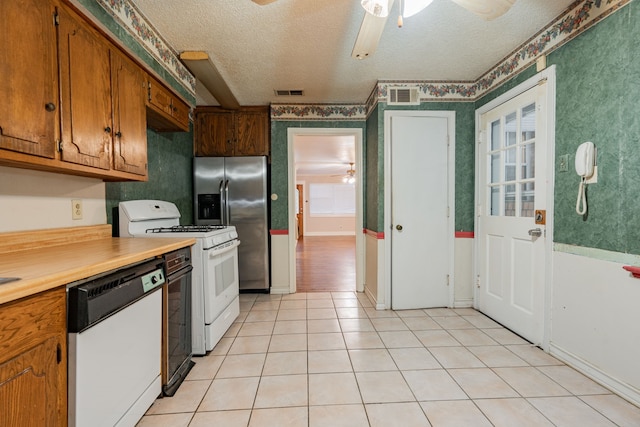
[550,343,640,407]
[269,286,290,295]
[453,298,474,308]
[363,285,379,309]
[304,231,356,236]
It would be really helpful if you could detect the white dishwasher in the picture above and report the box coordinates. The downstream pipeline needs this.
[67,258,165,427]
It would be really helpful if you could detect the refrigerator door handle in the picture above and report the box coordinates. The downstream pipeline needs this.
[224,179,230,225]
[218,180,225,224]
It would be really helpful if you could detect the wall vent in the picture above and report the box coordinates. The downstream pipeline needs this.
[388,87,420,105]
[274,89,305,96]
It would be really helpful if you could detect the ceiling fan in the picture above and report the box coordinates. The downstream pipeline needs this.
[251,0,514,18]
[252,0,516,59]
[353,0,516,59]
[331,163,357,184]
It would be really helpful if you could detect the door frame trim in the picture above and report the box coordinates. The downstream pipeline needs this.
[287,128,364,294]
[383,110,456,309]
[474,65,556,350]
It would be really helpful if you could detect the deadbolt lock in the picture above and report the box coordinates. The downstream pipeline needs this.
[535,210,546,225]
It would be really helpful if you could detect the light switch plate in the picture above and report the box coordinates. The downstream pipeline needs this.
[559,154,569,172]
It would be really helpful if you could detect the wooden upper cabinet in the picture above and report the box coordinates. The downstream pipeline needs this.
[0,0,59,159]
[235,109,269,156]
[195,111,234,156]
[58,5,112,170]
[195,106,269,157]
[0,287,67,426]
[112,51,148,176]
[147,77,190,132]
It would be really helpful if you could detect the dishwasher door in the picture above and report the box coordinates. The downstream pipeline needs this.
[68,289,162,427]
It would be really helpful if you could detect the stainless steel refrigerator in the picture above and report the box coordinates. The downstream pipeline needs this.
[193,156,269,291]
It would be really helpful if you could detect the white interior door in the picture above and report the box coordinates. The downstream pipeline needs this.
[389,113,451,310]
[477,82,548,345]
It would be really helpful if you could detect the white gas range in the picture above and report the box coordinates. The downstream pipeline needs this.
[118,200,240,355]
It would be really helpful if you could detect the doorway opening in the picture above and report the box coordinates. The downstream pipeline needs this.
[287,128,364,293]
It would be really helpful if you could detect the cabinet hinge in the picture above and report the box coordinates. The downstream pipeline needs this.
[476,274,481,288]
[446,274,450,286]
[53,11,59,26]
[447,206,450,218]
[57,140,63,152]
[56,343,62,364]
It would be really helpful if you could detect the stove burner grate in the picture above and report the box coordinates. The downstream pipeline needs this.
[145,225,227,233]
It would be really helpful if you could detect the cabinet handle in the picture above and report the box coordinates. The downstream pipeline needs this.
[104,126,111,133]
[115,131,122,138]
[45,102,56,112]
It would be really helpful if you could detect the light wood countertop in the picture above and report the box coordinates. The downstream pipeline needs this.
[0,225,195,305]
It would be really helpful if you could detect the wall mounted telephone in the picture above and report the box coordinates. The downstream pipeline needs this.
[575,141,595,178]
[575,141,596,215]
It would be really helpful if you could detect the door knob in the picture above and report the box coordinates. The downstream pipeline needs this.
[396,224,403,231]
[528,228,542,237]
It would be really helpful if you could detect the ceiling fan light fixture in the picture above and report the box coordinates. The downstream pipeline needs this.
[361,0,392,18]
[402,0,434,17]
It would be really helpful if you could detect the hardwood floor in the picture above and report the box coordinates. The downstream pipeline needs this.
[295,235,355,292]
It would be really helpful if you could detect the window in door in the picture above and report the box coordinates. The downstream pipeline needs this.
[488,102,536,217]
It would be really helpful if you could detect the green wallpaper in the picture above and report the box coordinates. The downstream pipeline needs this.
[270,121,367,230]
[106,128,194,228]
[548,1,640,254]
[365,106,380,231]
[474,2,640,255]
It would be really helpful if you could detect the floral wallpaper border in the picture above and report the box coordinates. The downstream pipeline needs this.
[272,0,629,121]
[93,0,629,120]
[96,0,196,97]
[270,104,368,121]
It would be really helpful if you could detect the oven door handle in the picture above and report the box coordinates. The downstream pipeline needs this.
[207,239,240,257]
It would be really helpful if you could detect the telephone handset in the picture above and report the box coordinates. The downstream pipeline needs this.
[575,141,595,178]
[575,141,596,215]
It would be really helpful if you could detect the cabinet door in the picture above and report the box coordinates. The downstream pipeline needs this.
[235,110,269,156]
[58,6,112,170]
[171,99,191,130]
[0,337,60,426]
[0,0,58,158]
[195,112,234,156]
[112,51,147,176]
[0,287,66,427]
[148,80,174,117]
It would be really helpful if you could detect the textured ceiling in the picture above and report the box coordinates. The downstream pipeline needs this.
[132,0,575,106]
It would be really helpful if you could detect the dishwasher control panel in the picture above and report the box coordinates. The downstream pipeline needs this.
[142,269,165,293]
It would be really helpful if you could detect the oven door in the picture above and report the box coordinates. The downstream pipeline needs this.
[202,240,240,326]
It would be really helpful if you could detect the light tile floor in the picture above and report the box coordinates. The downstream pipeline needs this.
[138,292,640,427]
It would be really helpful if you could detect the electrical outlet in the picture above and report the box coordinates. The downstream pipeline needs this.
[72,199,83,220]
[559,154,569,172]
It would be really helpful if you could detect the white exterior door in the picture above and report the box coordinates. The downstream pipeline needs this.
[387,112,453,310]
[476,81,550,345]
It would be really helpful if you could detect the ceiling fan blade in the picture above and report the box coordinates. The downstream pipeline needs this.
[449,0,515,20]
[252,0,278,5]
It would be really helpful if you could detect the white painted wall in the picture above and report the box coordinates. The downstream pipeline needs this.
[0,166,106,232]
[454,237,474,307]
[270,234,290,294]
[297,175,356,236]
[551,249,640,406]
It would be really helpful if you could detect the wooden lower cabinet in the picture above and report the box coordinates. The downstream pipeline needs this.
[0,287,67,426]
